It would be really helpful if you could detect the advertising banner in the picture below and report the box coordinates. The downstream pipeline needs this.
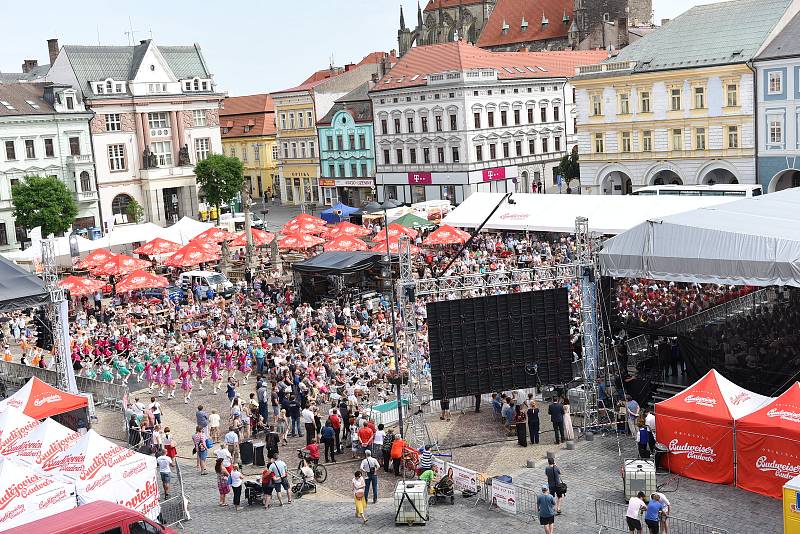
[491,479,517,514]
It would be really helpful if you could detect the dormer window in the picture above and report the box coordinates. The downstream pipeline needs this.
[94,79,125,95]
[106,80,112,93]
[183,78,211,93]
[193,79,200,91]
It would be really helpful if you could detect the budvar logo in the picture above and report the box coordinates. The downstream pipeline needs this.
[498,213,529,220]
[33,394,62,407]
[38,434,80,468]
[5,399,22,409]
[767,408,800,423]
[123,460,148,479]
[0,420,40,451]
[84,472,112,492]
[729,392,751,406]
[756,456,800,479]
[0,475,53,511]
[684,395,718,408]
[42,452,84,473]
[80,447,135,480]
[39,488,67,510]
[0,504,24,524]
[3,438,41,457]
[668,439,717,462]
[121,479,159,513]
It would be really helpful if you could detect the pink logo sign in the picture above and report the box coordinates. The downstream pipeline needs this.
[407,172,432,185]
[482,167,506,182]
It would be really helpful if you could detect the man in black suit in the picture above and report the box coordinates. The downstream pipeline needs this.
[548,400,565,445]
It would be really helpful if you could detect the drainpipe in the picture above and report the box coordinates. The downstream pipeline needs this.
[746,60,759,190]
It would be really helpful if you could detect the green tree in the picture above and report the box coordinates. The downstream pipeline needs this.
[126,198,145,223]
[556,145,580,189]
[194,154,244,221]
[11,175,78,237]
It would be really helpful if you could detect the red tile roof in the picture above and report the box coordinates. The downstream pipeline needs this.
[371,40,607,92]
[220,94,273,116]
[220,94,275,138]
[273,51,395,95]
[424,0,485,13]
[476,0,573,49]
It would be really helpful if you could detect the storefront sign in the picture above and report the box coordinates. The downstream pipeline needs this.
[336,179,374,188]
[320,179,336,187]
[482,167,506,182]
[408,172,432,185]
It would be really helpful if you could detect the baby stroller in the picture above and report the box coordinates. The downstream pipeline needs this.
[245,480,265,506]
[428,475,455,505]
[291,469,317,499]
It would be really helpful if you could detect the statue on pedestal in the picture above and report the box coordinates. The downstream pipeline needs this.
[178,144,191,166]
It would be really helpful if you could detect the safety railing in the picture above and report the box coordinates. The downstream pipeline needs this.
[595,499,729,534]
[159,459,190,529]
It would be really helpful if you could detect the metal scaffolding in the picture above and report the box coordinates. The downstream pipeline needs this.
[41,239,77,393]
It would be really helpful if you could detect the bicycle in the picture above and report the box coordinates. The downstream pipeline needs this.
[297,449,327,483]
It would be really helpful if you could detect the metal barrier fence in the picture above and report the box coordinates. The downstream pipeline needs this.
[159,459,190,529]
[595,499,729,534]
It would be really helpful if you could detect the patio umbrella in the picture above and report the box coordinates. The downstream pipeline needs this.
[326,221,371,238]
[393,213,436,230]
[230,228,275,247]
[287,214,326,226]
[371,223,419,242]
[90,254,150,276]
[188,238,221,252]
[132,237,182,256]
[193,227,236,243]
[57,276,105,297]
[324,236,368,252]
[371,238,420,255]
[77,249,114,270]
[115,270,169,293]
[164,241,221,268]
[423,224,471,246]
[278,233,325,250]
[282,220,327,235]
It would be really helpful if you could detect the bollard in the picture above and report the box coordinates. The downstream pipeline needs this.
[526,459,536,468]
[546,451,555,461]
[565,441,575,450]
[585,431,595,442]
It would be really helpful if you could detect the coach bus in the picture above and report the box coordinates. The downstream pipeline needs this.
[631,184,763,197]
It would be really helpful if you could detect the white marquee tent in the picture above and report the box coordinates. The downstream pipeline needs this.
[599,188,800,287]
[442,192,734,234]
[0,457,76,531]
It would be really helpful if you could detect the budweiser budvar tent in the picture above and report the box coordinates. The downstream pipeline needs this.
[655,369,769,484]
[0,457,76,531]
[0,407,39,457]
[735,383,800,498]
[0,377,87,421]
[2,417,79,470]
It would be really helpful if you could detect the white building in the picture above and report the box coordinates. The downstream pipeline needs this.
[0,82,98,251]
[370,41,607,204]
[46,39,224,228]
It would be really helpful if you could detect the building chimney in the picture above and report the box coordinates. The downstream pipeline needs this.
[47,38,59,64]
[345,63,355,72]
[660,18,670,26]
[21,59,38,74]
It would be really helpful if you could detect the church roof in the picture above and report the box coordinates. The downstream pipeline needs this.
[423,0,485,13]
[476,0,573,49]
[756,10,800,61]
[372,40,607,92]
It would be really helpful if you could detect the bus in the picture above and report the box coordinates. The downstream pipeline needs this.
[631,184,763,197]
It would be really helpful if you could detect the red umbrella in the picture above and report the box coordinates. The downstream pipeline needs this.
[324,236,368,252]
[288,214,326,226]
[115,270,169,293]
[282,220,327,235]
[278,233,325,250]
[132,237,182,256]
[58,276,105,296]
[91,254,150,276]
[326,221,371,238]
[372,223,418,242]
[188,238,221,252]
[193,227,236,243]
[423,224,471,246]
[164,241,220,268]
[77,249,114,270]
[230,228,275,247]
[371,238,420,255]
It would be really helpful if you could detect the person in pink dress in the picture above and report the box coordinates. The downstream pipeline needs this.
[224,350,235,379]
[195,353,207,390]
[155,363,165,396]
[143,361,154,391]
[180,368,193,404]
[164,363,176,399]
[238,352,252,384]
[210,353,222,395]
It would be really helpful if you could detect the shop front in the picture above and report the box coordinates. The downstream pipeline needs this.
[376,165,518,205]
[280,164,320,207]
[320,178,376,207]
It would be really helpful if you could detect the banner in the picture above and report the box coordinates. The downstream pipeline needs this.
[658,416,733,484]
[431,456,446,484]
[491,479,517,514]
[736,432,800,499]
[448,463,478,493]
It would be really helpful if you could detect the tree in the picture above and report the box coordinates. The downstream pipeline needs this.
[126,198,145,223]
[556,145,580,190]
[11,175,78,237]
[194,154,244,221]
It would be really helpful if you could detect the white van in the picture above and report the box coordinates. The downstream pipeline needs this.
[178,270,235,299]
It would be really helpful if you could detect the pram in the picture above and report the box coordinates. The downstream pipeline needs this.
[245,480,265,506]
[291,470,317,498]
[428,475,455,505]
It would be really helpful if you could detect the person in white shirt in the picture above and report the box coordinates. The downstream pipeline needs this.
[360,449,380,504]
[149,397,162,424]
[645,410,656,436]
[229,464,244,510]
[654,491,671,534]
[223,427,240,465]
[301,406,316,445]
[209,410,221,442]
[269,452,292,503]
[156,451,172,498]
[625,491,647,534]
[215,443,232,471]
[373,424,385,464]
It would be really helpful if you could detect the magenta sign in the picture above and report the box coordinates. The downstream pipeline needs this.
[482,167,506,182]
[407,172,433,185]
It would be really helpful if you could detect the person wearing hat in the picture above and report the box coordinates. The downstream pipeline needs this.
[537,484,556,534]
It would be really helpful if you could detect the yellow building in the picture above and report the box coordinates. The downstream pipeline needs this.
[219,94,278,201]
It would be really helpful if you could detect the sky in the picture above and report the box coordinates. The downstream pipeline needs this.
[0,0,718,96]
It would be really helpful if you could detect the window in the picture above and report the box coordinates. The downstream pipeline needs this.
[193,109,207,127]
[338,164,345,177]
[452,146,460,162]
[528,139,535,154]
[642,130,652,152]
[502,142,509,158]
[0,223,7,246]
[350,163,357,177]
[328,164,335,177]
[515,140,522,156]
[527,108,534,123]
[407,117,415,133]
[694,87,705,109]
[437,146,445,163]
[540,107,547,122]
[727,125,739,148]
[5,140,15,160]
[66,96,74,110]
[298,113,304,128]
[421,116,428,132]
[620,132,632,153]
[108,144,126,170]
[768,71,783,94]
[307,111,312,127]
[348,133,355,150]
[396,148,404,164]
[358,134,366,149]
[280,114,286,130]
[726,84,738,107]
[105,113,121,131]
[513,109,520,125]
[670,88,681,111]
[476,145,483,161]
[423,147,430,163]
[229,146,236,158]
[272,144,279,160]
[440,185,455,202]
[410,148,417,163]
[129,519,161,534]
[619,93,630,114]
[489,143,497,159]
[361,163,368,177]
[449,114,457,130]
[148,112,169,129]
[672,128,683,150]
[554,136,561,152]
[591,94,602,116]
[327,136,334,151]
[769,116,783,145]
[291,142,298,158]
[386,185,398,200]
[593,133,604,153]
[640,91,651,113]
[309,142,315,157]
[487,112,494,127]
[80,171,92,192]
[553,106,560,122]
[289,113,295,129]
[500,110,508,126]
[435,115,443,132]
[150,141,173,166]
[474,112,481,128]
[694,127,706,150]
[44,138,54,157]
[336,135,343,151]
[194,138,210,162]
[541,138,548,153]
[24,139,35,159]
[300,142,307,158]
[241,145,248,161]
[69,137,80,156]
[383,149,390,164]
[394,118,401,133]
[282,143,289,159]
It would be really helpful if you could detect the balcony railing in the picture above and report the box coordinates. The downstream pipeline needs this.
[0,199,11,210]
[140,166,195,181]
[576,61,636,76]
[74,190,99,202]
[66,154,92,165]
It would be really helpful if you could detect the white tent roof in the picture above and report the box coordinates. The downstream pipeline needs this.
[0,407,39,456]
[442,192,734,234]
[157,216,213,244]
[0,457,76,531]
[3,417,78,468]
[600,188,800,287]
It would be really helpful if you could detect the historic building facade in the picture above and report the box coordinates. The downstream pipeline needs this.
[46,39,224,228]
[220,94,278,201]
[317,83,377,207]
[371,40,606,204]
[0,82,99,251]
[572,0,798,195]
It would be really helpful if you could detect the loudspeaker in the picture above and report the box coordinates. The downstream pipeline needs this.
[239,440,254,465]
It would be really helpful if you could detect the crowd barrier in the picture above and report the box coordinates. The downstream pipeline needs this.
[594,499,729,534]
[158,459,190,529]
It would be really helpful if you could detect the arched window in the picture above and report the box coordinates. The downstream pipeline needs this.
[79,171,92,192]
[111,194,133,224]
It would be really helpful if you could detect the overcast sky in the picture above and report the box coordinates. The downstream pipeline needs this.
[1,0,718,96]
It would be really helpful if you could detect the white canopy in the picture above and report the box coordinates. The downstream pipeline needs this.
[0,457,76,531]
[0,407,39,456]
[3,417,79,469]
[442,192,734,234]
[600,188,800,287]
[156,216,213,244]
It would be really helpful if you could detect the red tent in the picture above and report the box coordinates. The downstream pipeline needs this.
[372,223,418,242]
[115,270,169,293]
[655,369,768,484]
[230,228,275,247]
[164,241,220,267]
[288,213,326,226]
[371,238,420,255]
[90,254,150,276]
[324,236,368,252]
[0,377,88,420]
[77,249,114,270]
[735,383,800,498]
[326,221,370,238]
[282,220,327,235]
[58,276,105,296]
[278,233,325,250]
[423,224,470,246]
[132,237,181,256]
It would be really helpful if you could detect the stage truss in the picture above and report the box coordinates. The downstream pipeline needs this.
[41,239,77,393]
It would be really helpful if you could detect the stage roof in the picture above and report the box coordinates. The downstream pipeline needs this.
[600,188,800,287]
[0,254,48,312]
[442,192,733,234]
[292,251,384,275]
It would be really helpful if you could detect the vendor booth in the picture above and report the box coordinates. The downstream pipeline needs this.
[320,202,360,224]
[0,377,89,431]
[655,369,768,484]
